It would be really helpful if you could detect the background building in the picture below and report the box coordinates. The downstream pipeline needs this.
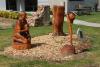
[0,0,37,11]
[39,0,98,13]
[0,0,99,12]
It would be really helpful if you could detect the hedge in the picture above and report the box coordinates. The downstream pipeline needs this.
[0,11,18,19]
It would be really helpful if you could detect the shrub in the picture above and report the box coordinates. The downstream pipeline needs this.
[0,11,18,19]
[0,11,4,17]
[3,11,9,18]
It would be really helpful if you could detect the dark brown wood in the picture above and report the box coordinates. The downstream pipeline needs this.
[52,5,65,36]
[12,12,31,50]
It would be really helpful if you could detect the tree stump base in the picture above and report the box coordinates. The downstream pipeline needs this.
[61,45,75,56]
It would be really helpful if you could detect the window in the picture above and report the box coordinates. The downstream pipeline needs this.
[25,0,37,11]
[6,0,17,11]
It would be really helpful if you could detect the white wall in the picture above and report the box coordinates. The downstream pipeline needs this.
[98,0,100,11]
[17,0,25,11]
[0,0,6,10]
[65,0,68,14]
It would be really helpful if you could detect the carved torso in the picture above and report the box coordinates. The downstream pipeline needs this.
[14,19,29,38]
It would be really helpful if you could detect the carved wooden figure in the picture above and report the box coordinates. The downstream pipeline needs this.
[12,12,31,50]
[61,12,76,55]
[67,12,76,45]
[52,5,65,36]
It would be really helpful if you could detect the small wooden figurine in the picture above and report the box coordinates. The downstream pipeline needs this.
[12,12,31,50]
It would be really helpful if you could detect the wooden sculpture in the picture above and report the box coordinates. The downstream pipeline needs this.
[61,12,76,55]
[12,12,31,50]
[52,4,65,36]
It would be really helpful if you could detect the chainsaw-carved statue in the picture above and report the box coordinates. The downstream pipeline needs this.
[61,12,76,55]
[13,12,31,50]
[52,5,65,36]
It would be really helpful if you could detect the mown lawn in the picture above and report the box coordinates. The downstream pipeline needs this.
[0,22,100,67]
[76,12,100,23]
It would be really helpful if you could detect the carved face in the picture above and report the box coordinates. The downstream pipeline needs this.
[22,13,27,19]
[67,12,76,24]
[19,12,27,20]
[68,13,75,21]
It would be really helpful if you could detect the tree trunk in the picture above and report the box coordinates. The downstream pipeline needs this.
[52,5,65,36]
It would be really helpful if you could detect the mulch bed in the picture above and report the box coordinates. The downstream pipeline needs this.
[4,33,91,61]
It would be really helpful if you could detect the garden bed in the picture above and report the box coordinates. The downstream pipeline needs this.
[4,33,91,61]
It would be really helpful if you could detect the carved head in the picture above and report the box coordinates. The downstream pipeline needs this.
[67,12,76,23]
[19,11,27,20]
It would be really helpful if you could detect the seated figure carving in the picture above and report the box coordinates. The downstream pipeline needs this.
[13,12,31,50]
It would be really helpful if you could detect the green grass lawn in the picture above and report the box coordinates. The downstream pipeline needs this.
[76,12,100,23]
[0,22,100,67]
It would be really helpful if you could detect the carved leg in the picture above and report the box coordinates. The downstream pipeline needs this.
[13,36,31,50]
